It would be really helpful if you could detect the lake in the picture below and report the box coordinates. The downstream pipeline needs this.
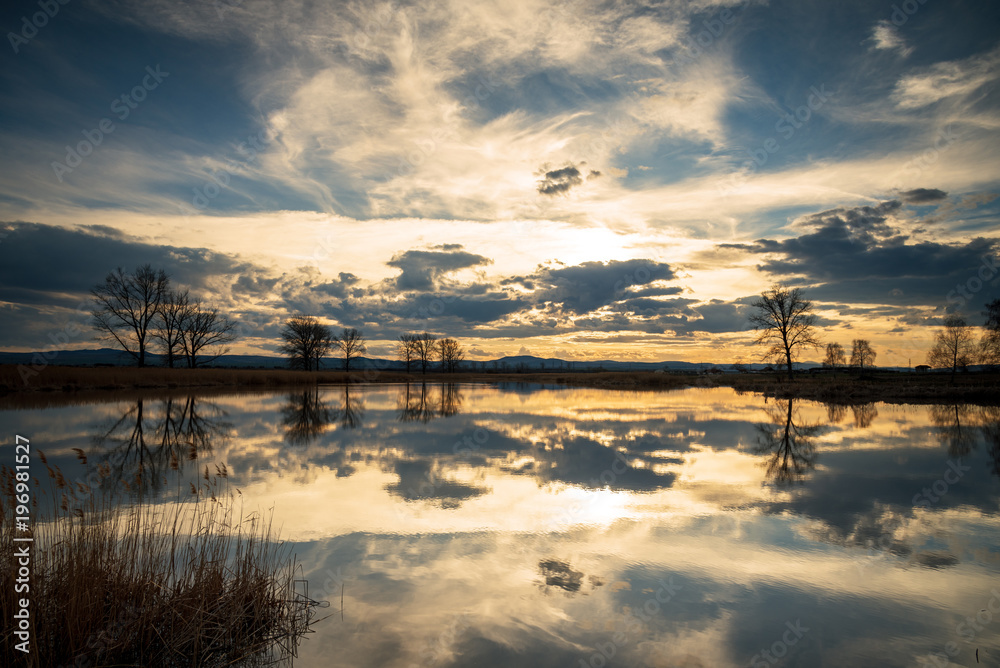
[3,383,999,667]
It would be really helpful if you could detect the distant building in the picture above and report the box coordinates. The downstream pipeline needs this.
[915,364,931,373]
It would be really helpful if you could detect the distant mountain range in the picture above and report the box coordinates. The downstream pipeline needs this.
[0,347,918,372]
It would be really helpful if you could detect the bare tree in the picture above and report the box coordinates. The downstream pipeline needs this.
[438,338,464,373]
[179,304,238,367]
[398,334,418,372]
[153,289,190,368]
[850,339,876,376]
[823,342,845,369]
[928,315,976,383]
[279,316,333,371]
[91,265,169,367]
[413,332,437,374]
[334,327,367,371]
[748,285,820,380]
[980,299,1000,367]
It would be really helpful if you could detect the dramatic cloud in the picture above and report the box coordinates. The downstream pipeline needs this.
[386,246,492,292]
[506,259,677,315]
[722,203,1000,307]
[1,1,998,362]
[537,164,583,196]
[899,188,948,204]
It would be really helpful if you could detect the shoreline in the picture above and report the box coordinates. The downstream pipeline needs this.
[2,364,1000,407]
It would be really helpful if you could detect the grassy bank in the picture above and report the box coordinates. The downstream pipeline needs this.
[0,456,321,666]
[2,364,1000,404]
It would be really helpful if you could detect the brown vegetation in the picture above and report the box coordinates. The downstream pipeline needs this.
[3,365,1000,405]
[0,457,321,667]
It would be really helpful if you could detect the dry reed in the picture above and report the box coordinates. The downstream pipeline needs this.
[0,454,322,667]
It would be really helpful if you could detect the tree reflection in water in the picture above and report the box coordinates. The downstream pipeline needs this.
[753,398,822,485]
[282,388,335,445]
[92,396,229,496]
[976,406,1000,476]
[851,403,878,429]
[928,404,979,458]
[282,386,366,444]
[397,383,463,423]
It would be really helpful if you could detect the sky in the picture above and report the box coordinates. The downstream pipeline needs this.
[1,0,999,364]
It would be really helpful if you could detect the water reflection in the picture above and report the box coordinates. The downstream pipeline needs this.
[929,403,978,457]
[4,385,1000,668]
[282,386,366,445]
[282,389,335,445]
[396,383,463,423]
[92,396,228,495]
[978,405,1000,476]
[752,399,821,485]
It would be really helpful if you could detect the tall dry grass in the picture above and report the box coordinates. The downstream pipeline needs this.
[1,451,323,667]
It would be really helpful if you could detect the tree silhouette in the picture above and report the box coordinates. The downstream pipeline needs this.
[279,316,333,371]
[178,304,237,367]
[753,399,822,485]
[153,289,189,368]
[413,332,436,374]
[928,315,976,383]
[749,285,820,380]
[334,328,367,371]
[981,299,1000,367]
[398,333,418,372]
[850,339,876,376]
[91,265,169,367]
[438,338,464,373]
[823,342,845,369]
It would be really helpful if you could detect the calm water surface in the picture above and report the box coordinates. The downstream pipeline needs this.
[3,383,999,667]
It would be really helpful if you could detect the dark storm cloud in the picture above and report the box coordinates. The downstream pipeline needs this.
[720,203,1000,305]
[536,164,583,195]
[900,188,948,204]
[386,247,492,292]
[316,272,361,299]
[232,273,282,298]
[507,259,677,315]
[0,222,253,297]
[0,222,289,350]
